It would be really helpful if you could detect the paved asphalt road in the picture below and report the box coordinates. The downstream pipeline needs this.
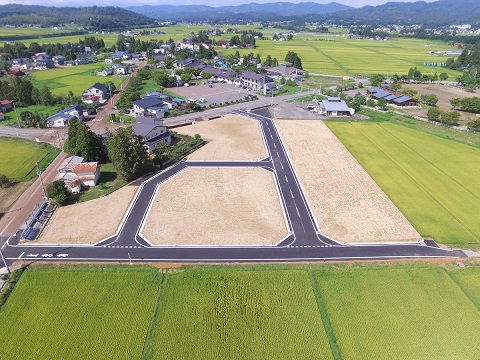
[0,106,466,268]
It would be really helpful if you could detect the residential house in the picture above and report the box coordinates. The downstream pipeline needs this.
[102,67,114,76]
[318,97,351,116]
[33,52,54,69]
[133,117,171,154]
[82,83,109,103]
[132,97,167,118]
[266,62,304,83]
[45,105,84,127]
[52,55,65,66]
[238,71,272,90]
[0,100,13,112]
[55,155,101,193]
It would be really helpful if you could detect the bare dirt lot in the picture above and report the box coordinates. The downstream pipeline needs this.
[177,114,267,161]
[168,83,250,105]
[142,167,288,246]
[275,119,422,244]
[400,83,479,124]
[36,184,138,244]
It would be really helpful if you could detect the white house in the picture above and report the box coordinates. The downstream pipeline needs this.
[82,83,109,103]
[55,155,101,193]
[45,105,84,128]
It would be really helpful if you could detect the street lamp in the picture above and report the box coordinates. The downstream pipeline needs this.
[36,161,47,199]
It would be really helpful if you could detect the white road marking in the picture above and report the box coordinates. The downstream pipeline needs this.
[19,252,25,258]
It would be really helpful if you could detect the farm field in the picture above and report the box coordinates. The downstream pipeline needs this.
[0,266,161,360]
[315,266,480,360]
[326,120,480,244]
[151,269,333,359]
[217,35,461,78]
[0,137,58,181]
[29,63,126,96]
[2,263,480,360]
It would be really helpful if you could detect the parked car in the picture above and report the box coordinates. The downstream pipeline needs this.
[208,84,213,88]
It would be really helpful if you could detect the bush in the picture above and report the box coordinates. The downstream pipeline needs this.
[46,180,77,206]
[0,173,9,188]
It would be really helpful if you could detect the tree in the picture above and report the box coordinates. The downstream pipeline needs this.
[366,98,376,107]
[46,180,75,206]
[467,118,480,131]
[427,107,441,121]
[64,119,107,162]
[107,127,149,182]
[420,94,438,106]
[377,98,387,109]
[369,73,386,87]
[264,54,272,67]
[180,72,192,84]
[348,93,366,112]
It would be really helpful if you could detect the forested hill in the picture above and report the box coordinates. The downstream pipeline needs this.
[0,5,156,30]
[307,0,480,27]
[127,2,353,22]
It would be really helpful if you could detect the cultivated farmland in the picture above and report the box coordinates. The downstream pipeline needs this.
[151,269,333,360]
[315,266,480,360]
[0,266,161,360]
[2,263,480,359]
[326,120,480,244]
[29,63,125,96]
[0,137,58,181]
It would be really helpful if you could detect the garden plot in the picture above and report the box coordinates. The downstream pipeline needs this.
[142,167,287,246]
[275,119,422,243]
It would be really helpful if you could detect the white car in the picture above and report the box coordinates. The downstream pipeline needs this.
[198,98,207,103]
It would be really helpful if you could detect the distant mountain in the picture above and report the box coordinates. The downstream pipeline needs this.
[0,4,156,30]
[308,0,480,26]
[127,2,353,22]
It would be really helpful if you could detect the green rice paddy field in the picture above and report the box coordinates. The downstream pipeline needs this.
[326,120,480,245]
[0,137,59,181]
[29,63,125,96]
[1,263,480,360]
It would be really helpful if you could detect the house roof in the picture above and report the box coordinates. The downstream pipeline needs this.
[391,96,414,104]
[133,121,164,137]
[0,100,12,105]
[71,162,98,174]
[240,71,264,81]
[320,99,351,112]
[85,83,108,94]
[370,89,391,99]
[383,94,400,101]
[133,97,164,110]
[58,155,84,171]
[144,131,171,146]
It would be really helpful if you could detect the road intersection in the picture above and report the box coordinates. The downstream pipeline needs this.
[0,108,466,267]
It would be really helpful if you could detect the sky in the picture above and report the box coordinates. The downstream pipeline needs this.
[0,0,435,8]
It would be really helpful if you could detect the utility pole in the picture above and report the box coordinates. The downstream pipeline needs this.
[36,161,47,199]
[12,100,20,137]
